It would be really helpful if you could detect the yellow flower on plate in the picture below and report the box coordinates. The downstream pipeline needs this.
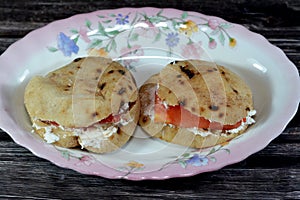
[126,161,144,168]
[179,20,199,36]
[229,37,237,48]
[88,48,109,57]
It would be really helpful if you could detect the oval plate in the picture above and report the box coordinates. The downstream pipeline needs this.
[0,7,299,180]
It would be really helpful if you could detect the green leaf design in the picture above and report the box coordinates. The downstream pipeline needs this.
[109,13,116,17]
[210,157,217,162]
[111,39,117,52]
[86,20,92,30]
[149,16,164,24]
[98,22,108,36]
[219,31,225,46]
[88,39,103,49]
[107,39,117,52]
[130,33,139,41]
[187,37,193,45]
[223,148,231,154]
[208,147,217,155]
[70,29,79,34]
[210,29,220,35]
[156,9,163,16]
[107,30,120,36]
[161,26,170,31]
[172,20,178,29]
[73,35,79,44]
[181,11,188,19]
[61,150,70,160]
[141,12,148,20]
[47,46,58,52]
[182,153,191,158]
[131,12,139,26]
[178,160,187,168]
[102,19,112,24]
[153,32,161,42]
[219,22,232,29]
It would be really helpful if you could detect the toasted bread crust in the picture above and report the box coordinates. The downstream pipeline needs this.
[25,57,138,128]
[156,60,253,125]
[25,57,139,153]
[139,60,254,148]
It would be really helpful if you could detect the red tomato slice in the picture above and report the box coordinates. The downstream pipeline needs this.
[41,120,60,127]
[99,114,121,124]
[154,93,243,131]
[41,114,121,128]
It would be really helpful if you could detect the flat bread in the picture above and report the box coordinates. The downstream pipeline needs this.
[139,60,255,148]
[24,57,139,153]
[25,57,138,128]
[156,60,253,125]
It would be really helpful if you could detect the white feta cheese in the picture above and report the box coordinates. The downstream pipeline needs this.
[117,117,133,126]
[119,102,129,114]
[168,110,256,136]
[226,110,256,134]
[77,125,118,149]
[44,131,60,143]
[187,127,212,137]
[32,121,61,143]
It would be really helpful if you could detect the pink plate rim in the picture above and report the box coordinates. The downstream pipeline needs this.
[0,7,299,180]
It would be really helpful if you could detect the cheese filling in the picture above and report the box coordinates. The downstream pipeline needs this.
[149,96,256,136]
[32,115,130,146]
[32,122,61,143]
[186,110,256,136]
[75,125,118,149]
[186,127,215,137]
[225,110,256,134]
[145,84,256,137]
[44,131,60,143]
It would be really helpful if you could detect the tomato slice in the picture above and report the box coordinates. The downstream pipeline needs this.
[154,100,210,129]
[154,93,243,130]
[41,114,121,128]
[41,120,60,127]
[98,114,120,124]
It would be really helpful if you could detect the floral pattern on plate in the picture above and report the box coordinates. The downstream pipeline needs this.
[56,141,231,179]
[47,9,236,62]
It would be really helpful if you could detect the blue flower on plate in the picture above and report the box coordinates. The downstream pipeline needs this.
[57,32,79,57]
[116,14,129,25]
[186,154,209,167]
[165,32,179,48]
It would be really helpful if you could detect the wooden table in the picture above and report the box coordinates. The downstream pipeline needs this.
[0,1,299,199]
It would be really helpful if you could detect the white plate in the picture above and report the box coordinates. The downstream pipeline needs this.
[0,7,299,180]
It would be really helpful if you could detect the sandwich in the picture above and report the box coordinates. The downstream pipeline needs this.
[139,60,256,148]
[24,57,139,153]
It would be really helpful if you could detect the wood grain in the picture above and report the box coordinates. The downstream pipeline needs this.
[0,0,299,199]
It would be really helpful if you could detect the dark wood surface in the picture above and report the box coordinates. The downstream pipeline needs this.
[0,0,299,199]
